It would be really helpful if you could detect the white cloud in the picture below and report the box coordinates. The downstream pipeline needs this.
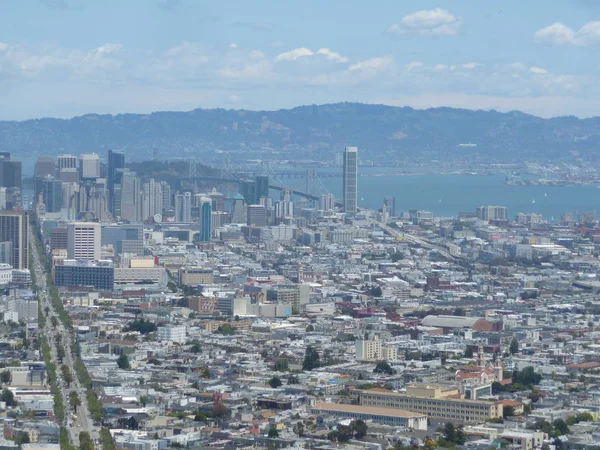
[227,94,241,103]
[534,20,600,46]
[406,61,424,70]
[275,47,314,61]
[316,48,348,63]
[433,64,449,72]
[229,43,238,49]
[349,56,393,72]
[462,62,481,70]
[388,8,461,36]
[529,66,548,75]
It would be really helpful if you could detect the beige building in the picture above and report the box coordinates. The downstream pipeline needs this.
[179,266,214,286]
[355,337,399,361]
[312,402,427,429]
[357,384,503,422]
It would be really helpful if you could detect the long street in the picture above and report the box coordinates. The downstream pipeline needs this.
[29,227,99,447]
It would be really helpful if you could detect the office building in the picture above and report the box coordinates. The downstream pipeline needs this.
[57,154,77,171]
[0,242,13,266]
[247,204,267,227]
[0,187,6,210]
[160,181,172,215]
[54,259,114,290]
[107,149,125,215]
[0,211,28,269]
[208,188,225,212]
[120,170,141,221]
[198,197,212,242]
[240,180,257,205]
[211,211,230,230]
[255,175,269,203]
[320,193,336,212]
[34,157,55,178]
[102,223,143,256]
[142,178,162,221]
[343,146,358,214]
[384,196,396,217]
[357,385,503,422]
[265,284,309,313]
[67,222,101,261]
[476,206,508,222]
[0,153,22,189]
[231,195,247,224]
[40,177,63,213]
[79,153,100,179]
[175,192,192,223]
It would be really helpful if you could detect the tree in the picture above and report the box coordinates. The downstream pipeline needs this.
[302,345,320,371]
[443,422,457,444]
[274,359,289,371]
[139,395,149,407]
[79,432,94,450]
[353,419,368,438]
[0,370,11,385]
[125,319,157,335]
[267,428,279,438]
[191,343,201,353]
[464,346,474,358]
[287,375,299,385]
[117,354,131,370]
[374,360,394,375]
[553,419,569,436]
[0,388,16,407]
[202,368,211,379]
[504,406,515,417]
[306,324,314,332]
[69,392,81,411]
[509,338,519,355]
[269,376,282,389]
[293,421,305,437]
[51,316,58,328]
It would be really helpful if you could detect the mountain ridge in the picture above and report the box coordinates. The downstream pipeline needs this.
[1,102,599,164]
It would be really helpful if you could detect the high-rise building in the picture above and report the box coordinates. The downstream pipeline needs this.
[199,197,212,242]
[476,206,508,222]
[0,211,28,269]
[240,180,257,205]
[79,154,100,179]
[34,157,56,178]
[142,178,162,221]
[57,154,77,171]
[247,204,267,227]
[208,188,225,212]
[67,222,101,261]
[320,193,336,212]
[175,192,192,223]
[384,196,396,217]
[255,175,269,203]
[0,242,12,266]
[275,200,294,219]
[120,170,141,221]
[160,181,172,215]
[40,176,63,213]
[0,153,22,189]
[0,188,6,211]
[343,146,358,214]
[107,149,125,215]
[231,195,247,224]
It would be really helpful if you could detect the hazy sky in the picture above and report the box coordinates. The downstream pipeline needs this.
[1,0,600,119]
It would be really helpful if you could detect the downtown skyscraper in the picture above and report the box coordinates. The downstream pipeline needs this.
[343,146,358,214]
[108,149,125,216]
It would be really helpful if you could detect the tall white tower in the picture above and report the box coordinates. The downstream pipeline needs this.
[343,146,358,214]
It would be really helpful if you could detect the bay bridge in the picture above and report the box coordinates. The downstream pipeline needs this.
[184,161,344,207]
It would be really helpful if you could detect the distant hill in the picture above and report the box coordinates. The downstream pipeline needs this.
[1,103,599,164]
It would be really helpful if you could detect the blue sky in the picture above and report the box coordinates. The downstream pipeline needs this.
[1,0,600,119]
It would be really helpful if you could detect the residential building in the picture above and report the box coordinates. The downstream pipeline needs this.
[175,192,192,223]
[67,222,101,261]
[157,325,187,344]
[54,259,114,290]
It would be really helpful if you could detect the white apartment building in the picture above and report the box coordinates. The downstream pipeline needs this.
[67,222,101,261]
[157,325,187,344]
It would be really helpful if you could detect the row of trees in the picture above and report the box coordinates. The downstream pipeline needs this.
[327,419,368,442]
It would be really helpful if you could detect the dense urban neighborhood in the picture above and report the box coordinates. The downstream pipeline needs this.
[2,150,600,450]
